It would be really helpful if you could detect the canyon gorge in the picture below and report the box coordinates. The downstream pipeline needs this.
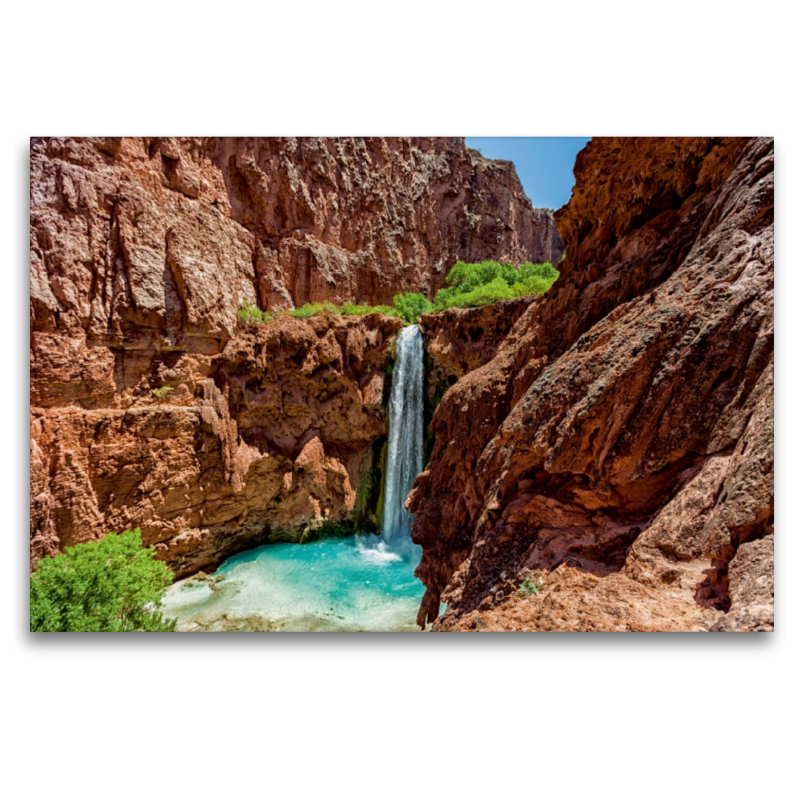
[29,136,774,632]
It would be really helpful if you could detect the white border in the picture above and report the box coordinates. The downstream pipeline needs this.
[3,2,796,797]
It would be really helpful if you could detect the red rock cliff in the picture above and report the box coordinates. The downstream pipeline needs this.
[31,137,561,330]
[31,313,403,576]
[410,137,773,632]
[30,136,561,574]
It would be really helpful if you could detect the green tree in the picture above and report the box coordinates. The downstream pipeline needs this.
[453,277,515,307]
[30,529,177,632]
[432,260,559,310]
[516,261,560,283]
[392,292,433,324]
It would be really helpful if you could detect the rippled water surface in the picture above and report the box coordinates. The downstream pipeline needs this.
[162,535,427,632]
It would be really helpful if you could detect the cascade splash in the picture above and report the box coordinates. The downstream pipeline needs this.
[162,324,429,631]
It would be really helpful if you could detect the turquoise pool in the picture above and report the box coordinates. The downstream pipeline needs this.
[162,535,428,632]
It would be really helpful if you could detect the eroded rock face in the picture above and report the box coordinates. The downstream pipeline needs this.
[30,313,402,577]
[31,137,562,338]
[410,137,774,632]
[420,298,532,406]
[30,136,562,575]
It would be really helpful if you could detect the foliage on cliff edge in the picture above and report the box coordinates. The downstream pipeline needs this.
[432,260,559,310]
[237,261,558,327]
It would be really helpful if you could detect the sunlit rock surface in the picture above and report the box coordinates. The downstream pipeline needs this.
[30,313,402,576]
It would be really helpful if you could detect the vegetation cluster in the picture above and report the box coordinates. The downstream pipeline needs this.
[30,529,176,632]
[237,301,274,324]
[236,260,559,326]
[431,260,559,310]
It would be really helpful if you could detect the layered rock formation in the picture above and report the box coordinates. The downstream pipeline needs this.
[31,135,774,633]
[410,137,774,632]
[30,136,561,574]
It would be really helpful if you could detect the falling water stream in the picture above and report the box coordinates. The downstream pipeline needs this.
[162,325,428,631]
[359,324,424,563]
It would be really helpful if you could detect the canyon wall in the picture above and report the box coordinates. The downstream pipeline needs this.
[421,297,533,406]
[30,136,561,573]
[411,137,774,632]
[31,313,402,576]
[31,137,561,328]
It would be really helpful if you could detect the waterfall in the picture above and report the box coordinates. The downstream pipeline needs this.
[358,325,424,562]
[382,325,424,542]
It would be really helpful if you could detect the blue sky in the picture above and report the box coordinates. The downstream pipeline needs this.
[465,137,591,211]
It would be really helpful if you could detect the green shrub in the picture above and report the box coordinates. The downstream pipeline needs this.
[290,300,408,321]
[340,302,399,318]
[392,292,433,323]
[442,260,514,294]
[239,260,558,328]
[516,261,560,284]
[339,294,432,324]
[290,301,342,319]
[237,301,273,324]
[282,295,432,324]
[30,529,176,632]
[432,260,559,310]
[151,386,174,399]
[445,277,515,309]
